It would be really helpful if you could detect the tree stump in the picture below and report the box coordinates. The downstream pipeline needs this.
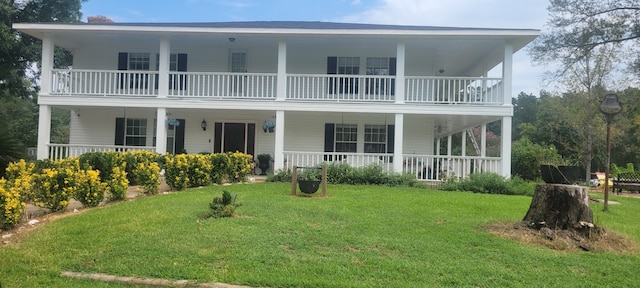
[523,184,594,231]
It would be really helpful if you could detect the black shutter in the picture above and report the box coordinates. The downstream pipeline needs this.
[324,123,335,161]
[389,57,397,96]
[327,57,337,94]
[175,119,186,154]
[387,125,395,153]
[177,53,188,90]
[214,122,223,153]
[115,117,125,145]
[247,123,255,157]
[118,53,128,89]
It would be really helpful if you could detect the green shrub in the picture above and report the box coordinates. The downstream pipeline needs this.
[210,153,229,184]
[186,154,212,187]
[121,150,162,185]
[268,169,292,182]
[511,138,564,181]
[225,152,253,183]
[32,167,73,212]
[164,154,190,190]
[611,163,635,177]
[133,162,160,195]
[441,172,533,196]
[209,190,242,218]
[269,163,419,187]
[108,164,129,201]
[78,152,118,182]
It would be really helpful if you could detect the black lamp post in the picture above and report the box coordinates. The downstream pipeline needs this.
[599,93,622,212]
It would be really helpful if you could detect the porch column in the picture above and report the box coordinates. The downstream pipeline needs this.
[395,42,405,104]
[447,135,452,156]
[276,41,287,101]
[481,124,487,157]
[155,108,167,154]
[393,113,404,173]
[41,34,54,95]
[36,105,52,160]
[501,116,512,178]
[461,130,467,156]
[502,42,513,105]
[158,37,170,98]
[274,110,285,171]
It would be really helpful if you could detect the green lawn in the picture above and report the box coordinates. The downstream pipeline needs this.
[1,183,639,287]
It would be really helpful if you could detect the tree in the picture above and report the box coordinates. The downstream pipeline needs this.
[530,0,640,80]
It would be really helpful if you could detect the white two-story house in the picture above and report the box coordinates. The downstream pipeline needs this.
[14,21,538,180]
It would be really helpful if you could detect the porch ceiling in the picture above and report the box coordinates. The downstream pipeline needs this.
[16,22,537,77]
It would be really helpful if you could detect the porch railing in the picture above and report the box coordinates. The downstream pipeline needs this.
[49,69,504,104]
[282,151,502,181]
[51,69,159,96]
[405,76,503,104]
[167,72,277,98]
[48,144,155,160]
[287,74,396,101]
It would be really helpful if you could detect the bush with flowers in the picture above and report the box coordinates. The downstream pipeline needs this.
[164,153,190,190]
[74,169,108,207]
[0,178,25,230]
[210,153,230,184]
[108,163,129,201]
[4,159,35,201]
[226,151,253,183]
[187,154,213,187]
[134,161,160,195]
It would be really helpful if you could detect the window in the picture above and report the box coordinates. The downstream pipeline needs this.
[128,53,150,70]
[366,57,389,75]
[125,118,147,146]
[338,57,360,75]
[335,124,357,152]
[364,125,387,153]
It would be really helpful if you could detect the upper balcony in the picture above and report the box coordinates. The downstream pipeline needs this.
[50,69,504,105]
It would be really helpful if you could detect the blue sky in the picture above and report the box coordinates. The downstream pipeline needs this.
[80,0,551,96]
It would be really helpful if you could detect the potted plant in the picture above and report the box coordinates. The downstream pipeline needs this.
[298,168,321,194]
[256,154,272,175]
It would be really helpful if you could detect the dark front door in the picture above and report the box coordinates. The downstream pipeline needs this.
[215,122,256,155]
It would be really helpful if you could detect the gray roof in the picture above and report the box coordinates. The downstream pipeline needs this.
[75,21,533,32]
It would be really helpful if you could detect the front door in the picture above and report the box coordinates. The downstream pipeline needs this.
[214,122,255,155]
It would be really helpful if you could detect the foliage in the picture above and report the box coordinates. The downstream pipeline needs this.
[224,151,253,183]
[78,151,118,182]
[297,167,321,181]
[108,164,129,201]
[441,173,534,196]
[511,138,567,181]
[209,190,242,218]
[165,154,212,190]
[611,163,635,177]
[209,153,229,184]
[3,159,35,201]
[267,168,292,182]
[32,167,72,212]
[0,178,25,230]
[73,169,107,207]
[0,124,26,178]
[134,161,160,195]
[269,163,419,187]
[120,150,162,185]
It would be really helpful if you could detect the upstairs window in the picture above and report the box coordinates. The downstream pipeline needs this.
[128,53,150,70]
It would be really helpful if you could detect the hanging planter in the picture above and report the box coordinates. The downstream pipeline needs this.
[297,168,321,194]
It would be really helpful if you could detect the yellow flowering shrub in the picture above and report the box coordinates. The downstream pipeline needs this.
[226,151,253,183]
[32,168,71,212]
[164,154,190,190]
[120,150,162,185]
[0,178,25,230]
[210,153,230,184]
[134,162,160,195]
[187,154,213,187]
[74,169,107,207]
[4,159,35,201]
[108,164,129,201]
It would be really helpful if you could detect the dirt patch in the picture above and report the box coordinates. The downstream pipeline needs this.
[485,222,638,253]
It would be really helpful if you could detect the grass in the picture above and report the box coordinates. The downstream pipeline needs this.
[1,183,639,287]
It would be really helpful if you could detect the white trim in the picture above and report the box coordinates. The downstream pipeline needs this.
[501,116,512,178]
[274,110,285,171]
[395,42,405,104]
[155,108,167,154]
[393,113,404,173]
[502,42,513,106]
[158,38,170,97]
[37,105,52,160]
[40,34,54,95]
[276,41,286,101]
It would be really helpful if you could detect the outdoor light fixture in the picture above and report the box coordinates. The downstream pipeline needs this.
[228,37,236,42]
[599,93,622,212]
[201,119,207,131]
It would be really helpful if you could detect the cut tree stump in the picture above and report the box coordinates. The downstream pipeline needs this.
[523,184,595,232]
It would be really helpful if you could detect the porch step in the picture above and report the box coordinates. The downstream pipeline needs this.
[250,175,268,183]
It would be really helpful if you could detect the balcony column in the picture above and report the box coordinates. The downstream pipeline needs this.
[393,113,404,173]
[502,42,513,105]
[158,37,170,98]
[36,105,52,160]
[461,130,467,156]
[41,34,54,95]
[395,42,405,104]
[155,108,167,154]
[276,40,287,101]
[501,116,512,178]
[274,110,285,171]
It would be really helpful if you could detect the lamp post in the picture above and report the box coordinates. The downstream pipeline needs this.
[599,93,622,212]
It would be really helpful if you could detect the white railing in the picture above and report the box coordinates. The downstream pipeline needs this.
[168,72,277,98]
[287,74,396,101]
[283,151,394,171]
[282,152,501,181]
[48,144,155,160]
[405,76,503,104]
[402,155,502,181]
[51,69,159,96]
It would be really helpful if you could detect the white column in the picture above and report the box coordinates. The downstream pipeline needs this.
[481,124,487,157]
[36,105,52,160]
[435,138,441,155]
[158,38,170,97]
[501,116,512,178]
[274,110,285,171]
[393,113,404,173]
[461,130,467,156]
[41,34,54,95]
[155,108,167,154]
[502,42,513,105]
[276,41,287,101]
[395,42,406,104]
[447,135,452,156]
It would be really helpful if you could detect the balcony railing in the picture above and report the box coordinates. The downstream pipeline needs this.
[48,144,155,160]
[49,69,503,104]
[283,151,502,181]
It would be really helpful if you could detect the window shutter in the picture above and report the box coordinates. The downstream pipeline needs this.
[175,119,186,154]
[389,58,397,96]
[327,57,337,94]
[386,125,395,153]
[115,117,125,145]
[177,53,188,90]
[213,122,223,153]
[324,123,335,161]
[118,53,128,89]
[247,123,256,157]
